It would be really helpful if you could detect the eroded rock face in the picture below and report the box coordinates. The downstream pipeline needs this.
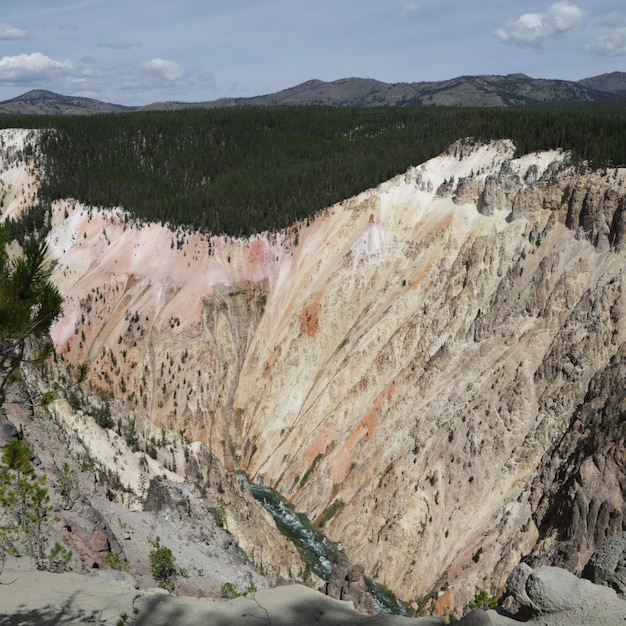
[528,343,626,572]
[3,131,626,612]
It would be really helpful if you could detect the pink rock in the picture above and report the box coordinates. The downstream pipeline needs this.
[90,532,110,553]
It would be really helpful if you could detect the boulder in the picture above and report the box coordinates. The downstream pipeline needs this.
[90,531,110,553]
[582,532,626,594]
[0,417,19,447]
[505,562,534,611]
[506,563,610,615]
[143,476,173,513]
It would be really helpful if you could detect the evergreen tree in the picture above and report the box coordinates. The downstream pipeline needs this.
[0,226,63,407]
[0,437,52,567]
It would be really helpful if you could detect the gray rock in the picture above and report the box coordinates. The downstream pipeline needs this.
[507,563,609,615]
[143,476,173,513]
[583,531,626,594]
[0,418,18,446]
[506,563,535,611]
[320,553,376,615]
[74,501,101,524]
[526,567,591,613]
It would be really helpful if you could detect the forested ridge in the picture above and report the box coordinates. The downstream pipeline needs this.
[2,102,625,237]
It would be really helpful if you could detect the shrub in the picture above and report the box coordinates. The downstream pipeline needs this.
[210,498,227,528]
[468,589,496,611]
[103,551,129,571]
[90,394,113,429]
[219,580,257,599]
[58,462,78,510]
[47,541,73,572]
[66,389,83,411]
[149,537,179,588]
[220,581,241,599]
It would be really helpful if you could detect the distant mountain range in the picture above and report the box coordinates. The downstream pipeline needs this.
[1,72,625,115]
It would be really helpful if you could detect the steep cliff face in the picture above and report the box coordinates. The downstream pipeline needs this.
[2,130,626,611]
[528,342,626,571]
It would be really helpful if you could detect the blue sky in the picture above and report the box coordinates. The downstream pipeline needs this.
[0,0,624,105]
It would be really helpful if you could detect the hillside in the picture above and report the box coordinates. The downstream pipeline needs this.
[0,89,134,115]
[578,71,626,97]
[0,72,624,114]
[2,128,626,616]
[231,73,621,107]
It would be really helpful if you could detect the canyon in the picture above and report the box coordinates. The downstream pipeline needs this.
[1,128,626,613]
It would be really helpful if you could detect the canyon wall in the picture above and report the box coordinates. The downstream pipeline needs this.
[2,129,626,610]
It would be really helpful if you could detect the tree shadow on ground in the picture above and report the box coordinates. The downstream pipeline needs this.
[1,593,101,626]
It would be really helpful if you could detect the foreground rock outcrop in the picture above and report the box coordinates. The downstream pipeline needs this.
[582,532,626,594]
[506,563,613,616]
[2,130,626,613]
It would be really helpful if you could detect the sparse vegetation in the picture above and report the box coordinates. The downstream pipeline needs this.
[300,453,323,487]
[46,541,73,572]
[210,497,228,528]
[467,589,497,611]
[0,437,55,568]
[103,550,130,571]
[57,461,78,510]
[219,579,258,599]
[317,499,344,528]
[219,581,241,599]
[149,536,180,589]
[89,391,114,429]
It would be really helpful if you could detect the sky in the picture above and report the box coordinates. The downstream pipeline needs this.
[0,0,624,106]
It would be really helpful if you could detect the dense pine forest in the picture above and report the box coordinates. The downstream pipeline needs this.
[2,102,625,237]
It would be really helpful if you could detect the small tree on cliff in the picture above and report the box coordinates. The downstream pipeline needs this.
[149,536,180,589]
[0,226,63,407]
[0,226,75,572]
[0,437,52,567]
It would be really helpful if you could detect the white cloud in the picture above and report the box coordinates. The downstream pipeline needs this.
[0,22,28,40]
[585,27,626,57]
[141,58,184,81]
[0,52,215,102]
[0,53,73,81]
[495,1,585,49]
